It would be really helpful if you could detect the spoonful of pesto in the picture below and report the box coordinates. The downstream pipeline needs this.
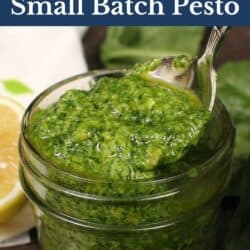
[149,26,230,111]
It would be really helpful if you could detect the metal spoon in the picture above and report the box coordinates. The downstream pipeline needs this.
[149,26,230,111]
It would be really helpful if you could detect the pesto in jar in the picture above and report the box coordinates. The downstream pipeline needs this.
[21,58,236,250]
[28,58,210,180]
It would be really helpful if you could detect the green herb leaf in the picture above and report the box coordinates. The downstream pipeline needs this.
[218,62,250,167]
[1,79,32,94]
[217,62,250,250]
[101,27,204,68]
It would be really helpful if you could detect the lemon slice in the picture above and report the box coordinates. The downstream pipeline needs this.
[0,96,26,224]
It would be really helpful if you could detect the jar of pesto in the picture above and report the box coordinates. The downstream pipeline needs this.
[19,70,235,250]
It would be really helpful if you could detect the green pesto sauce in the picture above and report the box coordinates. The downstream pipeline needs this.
[24,59,232,250]
[28,59,210,180]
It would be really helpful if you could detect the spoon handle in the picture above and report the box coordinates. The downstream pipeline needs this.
[201,26,230,60]
[197,26,230,111]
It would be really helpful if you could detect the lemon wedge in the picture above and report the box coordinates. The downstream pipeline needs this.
[0,96,26,224]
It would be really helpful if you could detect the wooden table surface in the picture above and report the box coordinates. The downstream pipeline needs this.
[2,26,250,250]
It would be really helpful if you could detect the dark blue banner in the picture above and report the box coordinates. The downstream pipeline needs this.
[0,0,249,25]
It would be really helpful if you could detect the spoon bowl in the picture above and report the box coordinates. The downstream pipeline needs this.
[149,26,230,111]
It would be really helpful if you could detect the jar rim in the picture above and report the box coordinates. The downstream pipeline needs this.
[21,70,235,185]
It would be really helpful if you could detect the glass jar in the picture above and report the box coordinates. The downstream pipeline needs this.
[19,70,235,250]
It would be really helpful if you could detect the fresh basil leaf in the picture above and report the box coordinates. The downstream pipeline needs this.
[218,62,250,167]
[217,62,250,250]
[101,27,204,68]
[2,79,32,94]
